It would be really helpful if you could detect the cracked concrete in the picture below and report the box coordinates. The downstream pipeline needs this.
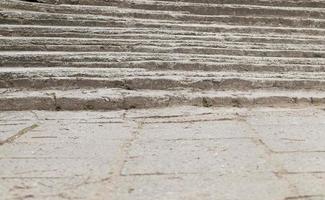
[1,106,325,199]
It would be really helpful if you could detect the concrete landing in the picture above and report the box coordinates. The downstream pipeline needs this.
[1,106,325,200]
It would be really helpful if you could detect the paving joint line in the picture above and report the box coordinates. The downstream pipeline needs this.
[243,118,301,198]
[0,123,39,146]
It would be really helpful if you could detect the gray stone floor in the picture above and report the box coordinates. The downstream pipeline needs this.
[1,106,325,200]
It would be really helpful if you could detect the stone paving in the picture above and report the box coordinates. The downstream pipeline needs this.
[1,106,325,200]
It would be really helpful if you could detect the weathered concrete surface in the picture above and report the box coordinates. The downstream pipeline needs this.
[1,106,325,200]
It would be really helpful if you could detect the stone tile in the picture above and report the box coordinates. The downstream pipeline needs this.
[125,106,217,119]
[284,173,325,196]
[141,120,250,140]
[1,107,325,199]
[113,172,292,200]
[250,123,325,152]
[35,110,124,121]
[246,108,325,152]
[0,111,36,121]
[122,139,272,175]
[0,157,114,178]
[0,139,124,159]
[247,108,325,126]
[0,177,111,200]
[0,122,36,142]
[16,120,134,142]
[0,111,37,142]
[274,152,325,173]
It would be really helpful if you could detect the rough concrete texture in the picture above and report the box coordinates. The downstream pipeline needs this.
[1,106,325,199]
[1,0,325,110]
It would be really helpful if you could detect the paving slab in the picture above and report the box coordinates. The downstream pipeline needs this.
[1,106,325,199]
[111,172,294,200]
[121,138,273,175]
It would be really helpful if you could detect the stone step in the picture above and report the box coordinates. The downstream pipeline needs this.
[1,68,325,91]
[1,52,325,67]
[2,35,325,46]
[1,37,325,54]
[1,49,322,59]
[3,62,325,73]
[4,0,325,19]
[1,0,325,111]
[2,62,325,72]
[1,88,325,111]
[2,9,325,29]
[32,0,325,8]
[2,25,325,38]
[1,47,324,58]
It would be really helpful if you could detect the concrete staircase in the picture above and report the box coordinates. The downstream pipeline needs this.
[1,0,325,110]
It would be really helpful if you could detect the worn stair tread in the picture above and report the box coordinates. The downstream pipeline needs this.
[1,67,325,91]
[24,0,325,8]
[1,51,325,72]
[2,36,325,45]
[3,9,325,29]
[1,50,325,59]
[1,88,325,111]
[2,24,325,37]
[2,37,325,54]
[3,88,325,99]
[4,0,325,20]
[1,67,325,80]
[1,0,325,110]
[2,62,325,73]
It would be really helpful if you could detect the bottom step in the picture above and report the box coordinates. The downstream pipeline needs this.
[1,88,325,111]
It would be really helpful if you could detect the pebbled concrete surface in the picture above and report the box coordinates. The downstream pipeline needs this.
[1,106,325,200]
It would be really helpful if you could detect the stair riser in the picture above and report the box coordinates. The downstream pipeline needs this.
[1,54,325,66]
[2,37,325,45]
[1,62,324,72]
[1,78,325,91]
[4,1,325,19]
[2,26,325,37]
[2,13,325,29]
[0,95,322,111]
[1,47,324,58]
[37,0,325,8]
